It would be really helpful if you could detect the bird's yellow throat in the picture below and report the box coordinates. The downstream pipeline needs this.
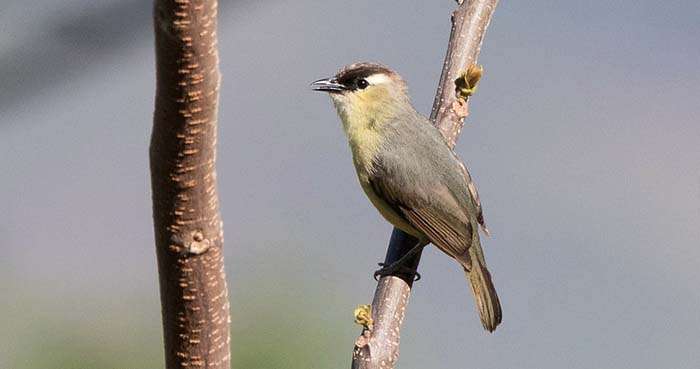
[331,87,396,174]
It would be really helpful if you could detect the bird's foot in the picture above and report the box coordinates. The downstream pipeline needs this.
[373,262,421,281]
[373,241,426,281]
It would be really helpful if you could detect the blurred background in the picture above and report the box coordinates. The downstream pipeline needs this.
[2,1,699,368]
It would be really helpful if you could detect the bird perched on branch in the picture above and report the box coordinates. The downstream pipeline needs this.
[311,62,501,332]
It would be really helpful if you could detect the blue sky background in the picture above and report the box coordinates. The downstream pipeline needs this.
[2,1,699,368]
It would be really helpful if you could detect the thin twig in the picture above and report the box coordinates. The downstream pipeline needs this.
[150,0,230,368]
[351,1,498,368]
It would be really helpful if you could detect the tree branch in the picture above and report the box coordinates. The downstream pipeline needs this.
[150,0,230,368]
[351,1,498,368]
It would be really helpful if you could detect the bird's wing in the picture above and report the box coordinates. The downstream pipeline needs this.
[451,151,489,235]
[368,167,473,261]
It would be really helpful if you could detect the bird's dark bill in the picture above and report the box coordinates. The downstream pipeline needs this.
[310,78,347,92]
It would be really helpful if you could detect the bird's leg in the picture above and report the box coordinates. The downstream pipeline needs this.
[374,242,427,281]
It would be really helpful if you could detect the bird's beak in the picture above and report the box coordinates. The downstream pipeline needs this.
[310,77,346,92]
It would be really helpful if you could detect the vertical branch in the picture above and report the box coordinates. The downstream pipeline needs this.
[150,0,230,368]
[351,1,498,368]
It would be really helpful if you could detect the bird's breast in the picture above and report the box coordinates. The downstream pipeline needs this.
[345,122,383,176]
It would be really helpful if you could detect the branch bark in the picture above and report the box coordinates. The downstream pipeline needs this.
[150,0,230,368]
[351,1,499,368]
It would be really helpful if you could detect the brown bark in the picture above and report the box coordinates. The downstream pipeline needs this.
[150,0,230,368]
[351,1,499,368]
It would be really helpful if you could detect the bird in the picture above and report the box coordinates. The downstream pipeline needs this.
[311,62,502,332]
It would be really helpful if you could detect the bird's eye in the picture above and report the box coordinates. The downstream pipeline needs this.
[356,78,369,89]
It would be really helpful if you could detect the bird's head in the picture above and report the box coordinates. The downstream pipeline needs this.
[311,62,410,125]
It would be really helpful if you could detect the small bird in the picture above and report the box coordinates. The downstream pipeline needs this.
[311,62,502,331]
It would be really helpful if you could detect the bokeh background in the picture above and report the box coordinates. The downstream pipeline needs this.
[2,1,699,368]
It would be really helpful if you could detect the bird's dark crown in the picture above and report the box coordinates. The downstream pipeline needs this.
[335,62,396,86]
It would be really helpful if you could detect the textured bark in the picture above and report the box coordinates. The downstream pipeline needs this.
[150,0,230,368]
[351,1,499,368]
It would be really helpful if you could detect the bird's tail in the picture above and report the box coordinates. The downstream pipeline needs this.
[463,239,502,332]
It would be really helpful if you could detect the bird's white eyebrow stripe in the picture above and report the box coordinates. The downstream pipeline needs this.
[365,73,391,85]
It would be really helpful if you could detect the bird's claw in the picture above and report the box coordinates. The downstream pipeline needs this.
[373,262,421,282]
